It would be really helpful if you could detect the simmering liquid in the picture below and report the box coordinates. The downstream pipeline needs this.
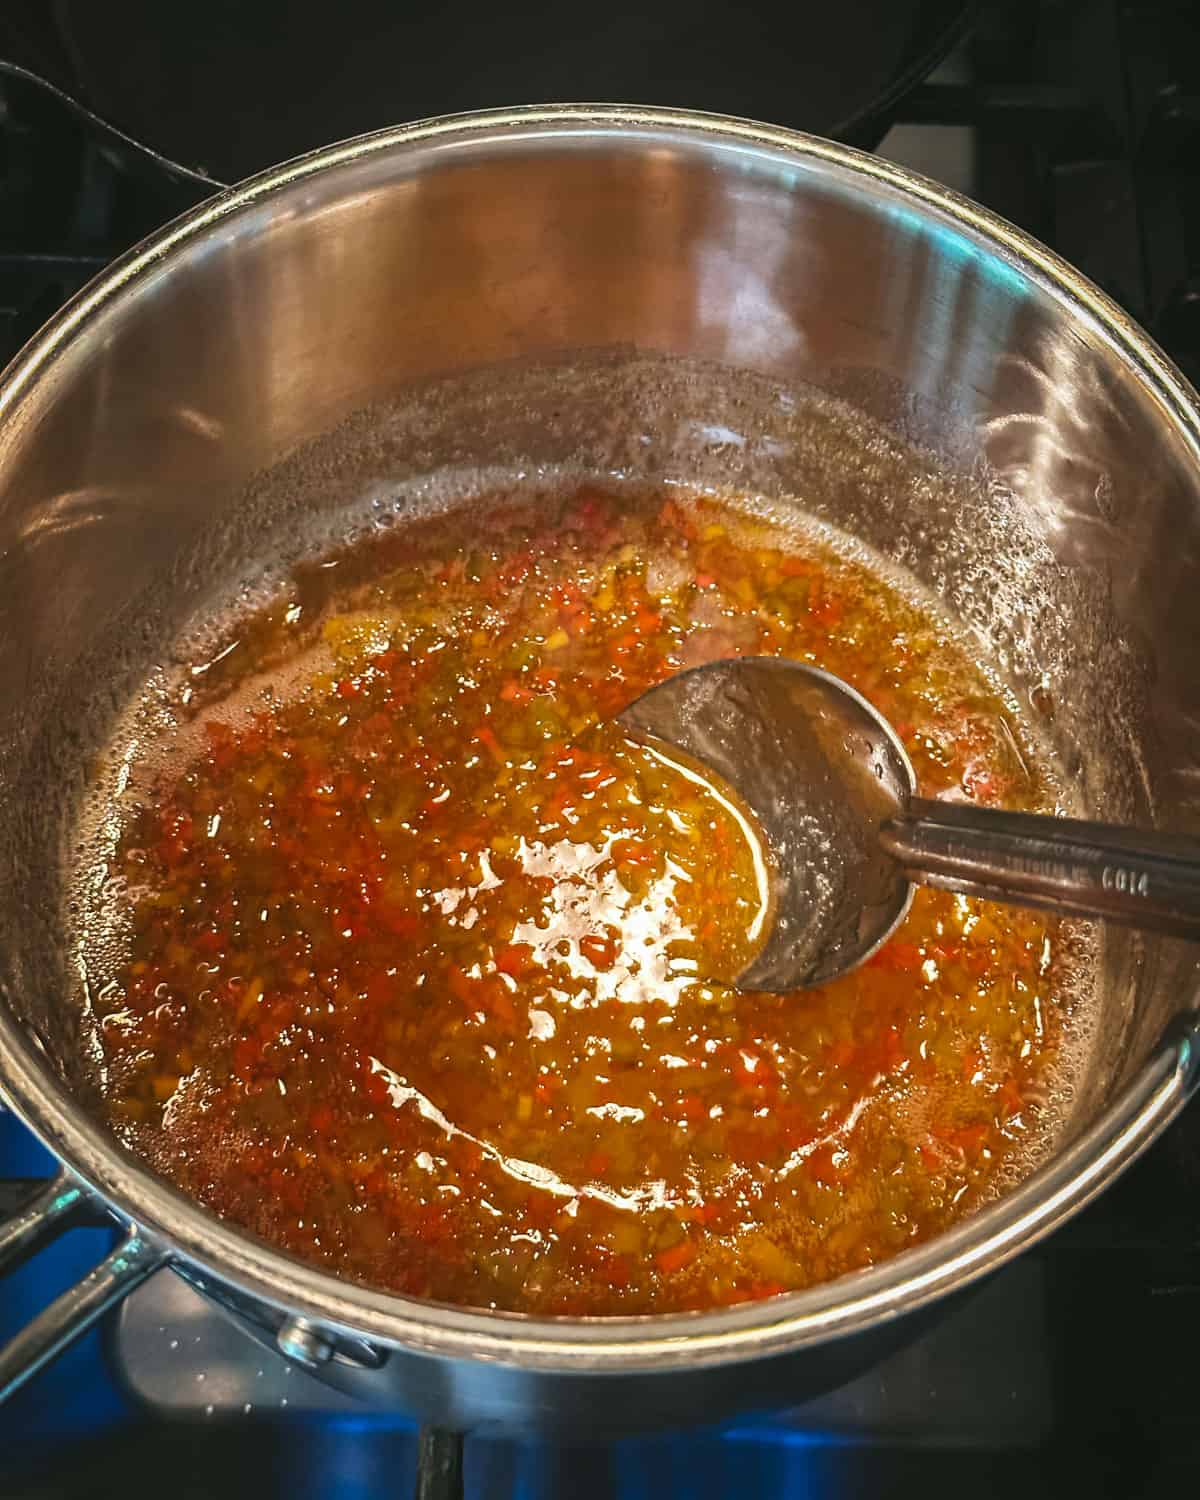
[92,488,1076,1313]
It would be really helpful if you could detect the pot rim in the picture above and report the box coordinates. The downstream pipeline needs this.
[3,103,1200,1374]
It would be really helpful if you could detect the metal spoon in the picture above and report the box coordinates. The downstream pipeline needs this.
[617,657,1200,992]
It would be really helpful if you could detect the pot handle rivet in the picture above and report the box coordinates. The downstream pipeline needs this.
[276,1315,334,1367]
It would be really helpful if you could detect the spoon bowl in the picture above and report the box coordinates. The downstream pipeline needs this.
[619,658,915,989]
[619,657,1200,992]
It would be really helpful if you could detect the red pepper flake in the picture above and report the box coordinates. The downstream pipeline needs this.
[456,1141,484,1175]
[411,1203,454,1243]
[947,1122,990,1155]
[356,1061,392,1109]
[658,499,695,536]
[612,838,657,870]
[203,720,238,771]
[486,984,518,1028]
[364,1166,390,1198]
[156,807,195,868]
[714,1285,755,1307]
[579,931,621,972]
[474,724,506,763]
[731,1047,778,1092]
[806,1144,850,1187]
[870,1024,905,1074]
[961,1047,986,1082]
[918,1136,944,1171]
[925,1121,990,1162]
[446,965,477,1010]
[534,1071,561,1104]
[869,941,922,972]
[699,1197,736,1231]
[379,908,421,939]
[267,1166,306,1214]
[828,1039,857,1069]
[808,592,844,628]
[962,764,1010,805]
[242,1144,269,1176]
[523,1191,562,1230]
[495,943,534,978]
[233,1036,262,1078]
[777,1106,816,1152]
[656,1239,696,1274]
[999,1076,1024,1118]
[604,1254,632,1288]
[571,494,616,537]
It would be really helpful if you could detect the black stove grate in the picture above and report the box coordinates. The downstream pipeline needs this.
[1,2,1198,377]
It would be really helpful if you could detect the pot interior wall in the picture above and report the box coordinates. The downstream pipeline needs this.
[0,123,1198,1190]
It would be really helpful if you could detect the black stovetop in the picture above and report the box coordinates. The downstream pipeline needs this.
[1,3,1198,1496]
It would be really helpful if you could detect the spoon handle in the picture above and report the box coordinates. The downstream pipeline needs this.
[880,798,1200,939]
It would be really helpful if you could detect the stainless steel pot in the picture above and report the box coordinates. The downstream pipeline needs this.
[1,105,1199,1434]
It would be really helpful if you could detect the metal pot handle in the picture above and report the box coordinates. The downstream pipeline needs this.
[0,1172,166,1403]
